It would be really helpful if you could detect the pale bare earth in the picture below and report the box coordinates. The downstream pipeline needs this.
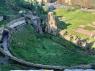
[76,28,95,37]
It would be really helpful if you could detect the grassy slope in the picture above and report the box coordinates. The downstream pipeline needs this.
[10,25,95,67]
[55,8,95,30]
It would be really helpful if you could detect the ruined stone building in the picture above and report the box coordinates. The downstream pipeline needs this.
[24,11,43,34]
[45,12,57,35]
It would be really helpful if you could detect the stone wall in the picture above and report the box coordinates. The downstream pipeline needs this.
[7,17,26,29]
[24,11,43,34]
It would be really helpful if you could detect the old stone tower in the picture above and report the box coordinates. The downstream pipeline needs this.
[45,12,57,35]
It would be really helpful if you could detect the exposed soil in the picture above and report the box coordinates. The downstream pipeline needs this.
[76,28,95,37]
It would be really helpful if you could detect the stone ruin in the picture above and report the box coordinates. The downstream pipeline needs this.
[0,27,4,40]
[76,38,88,48]
[32,15,43,34]
[24,11,43,34]
[45,12,58,35]
[6,17,26,33]
[7,17,26,29]
[64,34,88,48]
[1,29,9,50]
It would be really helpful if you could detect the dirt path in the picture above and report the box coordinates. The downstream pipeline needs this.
[76,28,95,37]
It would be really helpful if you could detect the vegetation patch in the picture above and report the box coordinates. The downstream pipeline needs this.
[0,21,6,27]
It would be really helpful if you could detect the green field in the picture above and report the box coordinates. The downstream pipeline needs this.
[55,8,95,30]
[55,8,95,42]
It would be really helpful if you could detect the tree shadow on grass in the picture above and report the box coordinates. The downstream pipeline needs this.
[56,16,71,30]
[86,41,95,55]
[58,20,71,30]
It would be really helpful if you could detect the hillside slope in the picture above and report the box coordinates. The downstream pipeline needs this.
[10,25,95,67]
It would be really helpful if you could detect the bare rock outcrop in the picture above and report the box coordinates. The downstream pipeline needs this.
[45,12,57,35]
